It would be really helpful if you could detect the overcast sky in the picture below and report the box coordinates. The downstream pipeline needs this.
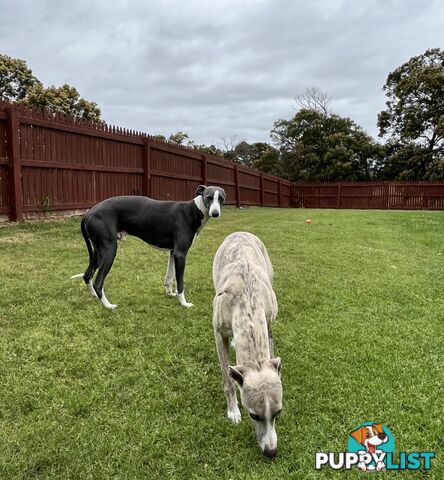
[1,0,443,146]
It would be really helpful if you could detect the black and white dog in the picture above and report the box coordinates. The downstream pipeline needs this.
[71,185,226,309]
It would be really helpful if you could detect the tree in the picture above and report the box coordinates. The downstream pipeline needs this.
[254,148,281,175]
[377,48,444,179]
[0,53,102,122]
[230,141,271,168]
[272,109,381,181]
[294,86,331,115]
[0,54,42,102]
[22,83,102,122]
[168,131,189,145]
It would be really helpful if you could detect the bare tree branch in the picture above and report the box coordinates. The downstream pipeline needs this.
[219,134,241,152]
[294,86,331,114]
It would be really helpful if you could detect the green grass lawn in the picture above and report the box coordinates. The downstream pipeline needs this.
[0,207,443,479]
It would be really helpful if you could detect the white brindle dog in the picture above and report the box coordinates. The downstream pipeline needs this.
[212,232,282,458]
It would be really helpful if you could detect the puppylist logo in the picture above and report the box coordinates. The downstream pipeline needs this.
[315,422,435,472]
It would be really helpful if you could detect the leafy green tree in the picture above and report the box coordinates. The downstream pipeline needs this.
[192,144,224,157]
[0,54,42,101]
[1,53,102,121]
[168,131,189,145]
[229,141,272,167]
[272,109,381,181]
[22,83,102,121]
[254,148,281,175]
[166,131,225,157]
[378,48,444,151]
[377,48,444,179]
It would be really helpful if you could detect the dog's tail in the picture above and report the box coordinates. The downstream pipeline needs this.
[70,272,84,279]
[70,216,94,280]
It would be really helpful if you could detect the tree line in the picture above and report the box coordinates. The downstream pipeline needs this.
[1,48,443,181]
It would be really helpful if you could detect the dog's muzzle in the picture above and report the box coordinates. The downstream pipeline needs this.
[211,211,220,218]
[263,446,277,458]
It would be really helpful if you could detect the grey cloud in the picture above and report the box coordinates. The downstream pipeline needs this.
[1,0,443,144]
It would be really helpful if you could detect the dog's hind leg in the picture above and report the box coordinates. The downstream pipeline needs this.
[164,251,176,296]
[93,241,118,309]
[84,245,99,299]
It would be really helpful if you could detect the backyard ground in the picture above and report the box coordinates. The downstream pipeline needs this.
[0,207,443,479]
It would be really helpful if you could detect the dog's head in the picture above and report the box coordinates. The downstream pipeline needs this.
[229,358,282,458]
[195,185,226,218]
[350,424,388,453]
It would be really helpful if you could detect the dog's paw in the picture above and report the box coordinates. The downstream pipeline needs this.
[165,290,177,297]
[228,407,242,423]
[178,293,193,308]
[105,303,118,310]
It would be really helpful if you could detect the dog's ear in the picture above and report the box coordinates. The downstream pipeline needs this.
[350,427,366,446]
[269,357,282,376]
[218,188,226,204]
[373,424,383,433]
[228,365,245,388]
[195,185,206,196]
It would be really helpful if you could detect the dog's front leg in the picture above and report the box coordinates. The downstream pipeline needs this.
[215,331,241,423]
[268,328,274,358]
[174,252,193,307]
[164,251,176,296]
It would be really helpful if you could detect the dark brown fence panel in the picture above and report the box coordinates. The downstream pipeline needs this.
[295,183,338,208]
[294,182,444,210]
[17,110,145,214]
[238,166,261,205]
[206,158,237,205]
[0,104,9,215]
[149,143,203,201]
[340,183,387,209]
[263,176,279,207]
[280,180,292,207]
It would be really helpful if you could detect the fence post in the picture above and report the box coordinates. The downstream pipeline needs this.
[234,164,241,208]
[260,173,264,206]
[5,106,23,222]
[384,182,389,209]
[277,179,282,208]
[142,136,151,197]
[291,183,297,207]
[337,183,342,208]
[201,155,207,186]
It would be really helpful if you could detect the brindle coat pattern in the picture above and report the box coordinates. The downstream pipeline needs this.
[212,232,282,458]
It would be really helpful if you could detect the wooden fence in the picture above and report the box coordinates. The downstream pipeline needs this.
[2,102,444,221]
[294,182,444,210]
[0,102,293,221]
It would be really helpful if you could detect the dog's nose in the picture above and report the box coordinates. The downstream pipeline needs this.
[263,447,277,458]
[378,433,387,440]
[211,211,220,218]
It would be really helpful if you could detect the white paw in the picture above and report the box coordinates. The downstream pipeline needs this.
[228,407,242,423]
[177,293,193,308]
[166,290,177,297]
[105,303,118,310]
